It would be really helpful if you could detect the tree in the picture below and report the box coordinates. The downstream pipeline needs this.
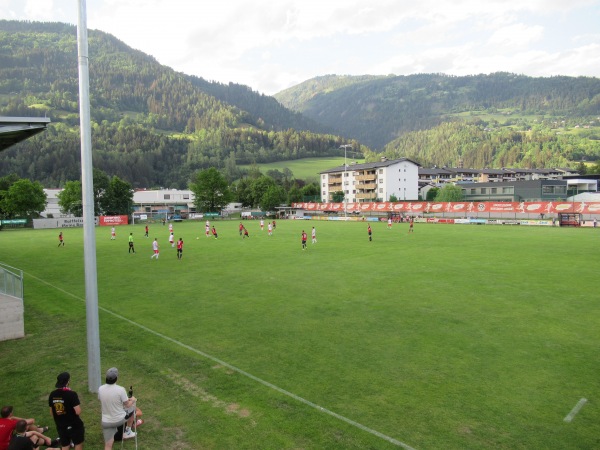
[57,180,83,216]
[259,185,286,212]
[389,194,398,202]
[287,185,303,203]
[426,187,440,201]
[102,176,134,215]
[0,173,20,218]
[301,182,320,202]
[250,176,277,208]
[233,178,253,207]
[190,167,232,213]
[575,161,587,175]
[434,184,464,202]
[0,179,47,218]
[93,169,110,216]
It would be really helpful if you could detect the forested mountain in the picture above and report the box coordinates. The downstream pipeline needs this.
[275,73,600,150]
[0,20,348,188]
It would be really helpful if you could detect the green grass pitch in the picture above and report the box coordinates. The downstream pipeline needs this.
[1,220,599,449]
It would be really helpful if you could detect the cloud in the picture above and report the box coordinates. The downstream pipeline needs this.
[1,0,598,94]
[488,23,544,48]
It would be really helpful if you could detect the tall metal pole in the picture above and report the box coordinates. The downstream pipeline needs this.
[77,0,101,393]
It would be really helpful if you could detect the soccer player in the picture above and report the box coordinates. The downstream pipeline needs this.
[205,223,210,238]
[267,222,273,236]
[110,227,116,240]
[243,227,249,239]
[368,225,372,241]
[58,232,64,247]
[301,230,307,250]
[211,226,218,239]
[260,219,264,231]
[168,223,173,233]
[177,238,183,259]
[311,226,316,244]
[169,232,175,247]
[151,238,159,259]
[408,218,414,233]
[144,225,149,238]
[239,223,244,236]
[128,233,135,253]
[387,217,392,229]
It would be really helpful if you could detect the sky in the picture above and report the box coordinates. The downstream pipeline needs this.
[1,0,599,95]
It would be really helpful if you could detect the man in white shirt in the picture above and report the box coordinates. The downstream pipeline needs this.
[98,368,136,449]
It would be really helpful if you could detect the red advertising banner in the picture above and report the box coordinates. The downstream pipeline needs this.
[292,202,600,214]
[99,215,129,226]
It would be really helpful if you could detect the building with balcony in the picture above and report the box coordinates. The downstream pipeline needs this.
[320,157,420,203]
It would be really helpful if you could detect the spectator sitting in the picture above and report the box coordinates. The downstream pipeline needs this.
[8,420,60,450]
[98,368,137,450]
[0,406,48,450]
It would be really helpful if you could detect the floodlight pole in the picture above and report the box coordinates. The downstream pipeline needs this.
[340,145,352,218]
[77,0,102,393]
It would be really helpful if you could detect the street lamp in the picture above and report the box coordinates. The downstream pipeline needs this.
[340,144,352,218]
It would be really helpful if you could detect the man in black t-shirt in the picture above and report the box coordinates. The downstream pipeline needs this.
[48,372,84,450]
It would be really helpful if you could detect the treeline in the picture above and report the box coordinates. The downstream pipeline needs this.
[275,73,600,149]
[0,119,352,188]
[376,121,600,169]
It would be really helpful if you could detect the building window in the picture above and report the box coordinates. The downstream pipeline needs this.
[322,183,326,187]
[183,194,189,199]
[322,191,326,195]
[470,189,476,195]
[502,187,512,194]
[164,194,170,200]
[480,188,487,194]
[491,188,497,194]
[379,179,383,184]
[379,169,383,174]
[344,172,349,177]
[379,188,383,193]
[542,185,566,195]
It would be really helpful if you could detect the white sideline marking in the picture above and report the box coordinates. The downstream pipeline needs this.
[26,272,417,449]
[564,398,587,423]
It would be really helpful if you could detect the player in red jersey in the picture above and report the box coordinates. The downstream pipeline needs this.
[177,238,183,259]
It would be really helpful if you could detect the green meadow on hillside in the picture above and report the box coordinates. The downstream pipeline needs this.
[1,220,599,449]
[240,157,365,181]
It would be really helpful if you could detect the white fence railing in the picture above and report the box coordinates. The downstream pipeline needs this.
[0,263,23,299]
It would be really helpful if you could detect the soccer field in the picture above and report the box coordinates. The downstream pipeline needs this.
[1,220,599,449]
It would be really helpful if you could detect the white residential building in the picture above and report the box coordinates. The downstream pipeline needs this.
[133,189,194,215]
[320,157,421,203]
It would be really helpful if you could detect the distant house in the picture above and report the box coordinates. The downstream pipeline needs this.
[133,189,194,218]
